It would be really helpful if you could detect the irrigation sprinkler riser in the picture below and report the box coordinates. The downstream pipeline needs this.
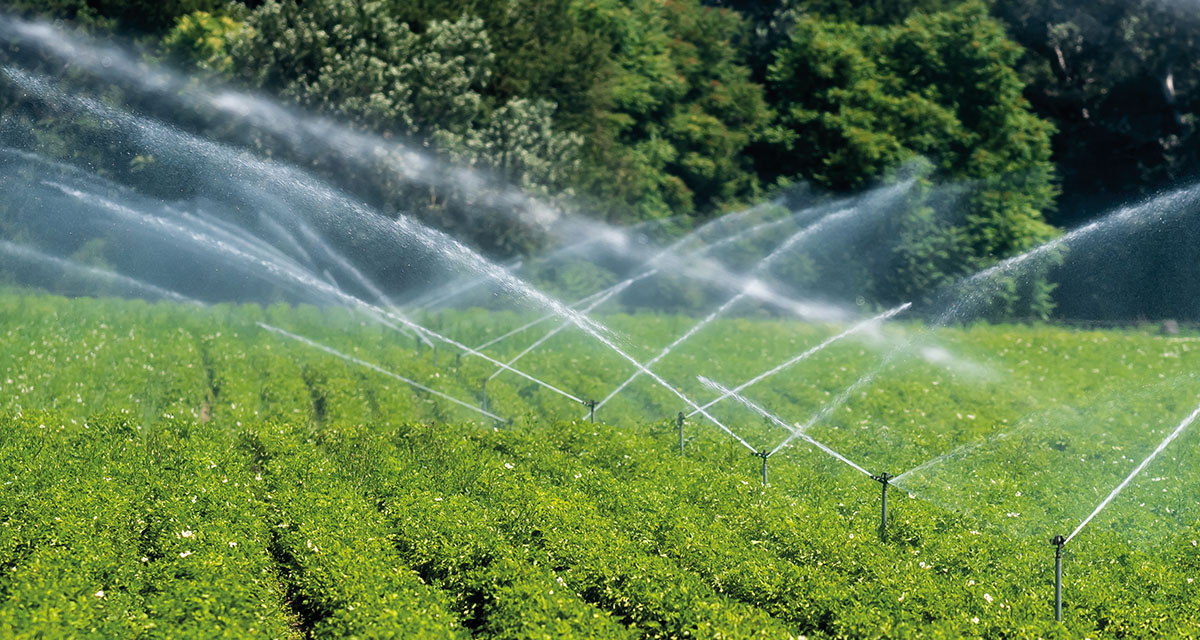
[1052,535,1066,622]
[677,412,685,456]
[874,472,893,542]
[755,450,771,486]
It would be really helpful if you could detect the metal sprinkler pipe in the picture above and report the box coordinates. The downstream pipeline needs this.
[755,450,771,486]
[873,472,893,542]
[1052,534,1066,622]
[480,378,488,413]
[585,399,597,423]
[677,412,685,455]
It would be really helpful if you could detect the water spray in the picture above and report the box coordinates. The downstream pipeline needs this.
[688,303,910,419]
[592,206,861,416]
[1063,401,1200,546]
[258,323,505,423]
[872,472,893,542]
[698,376,874,480]
[1051,534,1066,622]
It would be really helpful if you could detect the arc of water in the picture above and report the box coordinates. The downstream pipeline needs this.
[891,423,1029,486]
[767,348,901,458]
[699,376,873,477]
[42,177,585,406]
[255,210,321,271]
[0,239,202,305]
[1063,401,1200,545]
[470,210,798,353]
[469,200,813,373]
[258,322,505,422]
[591,206,862,416]
[938,184,1200,322]
[409,215,680,313]
[473,198,848,378]
[472,286,611,352]
[697,375,799,435]
[486,279,633,384]
[687,303,911,420]
[408,258,522,311]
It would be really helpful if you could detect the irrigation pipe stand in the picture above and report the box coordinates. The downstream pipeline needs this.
[872,472,893,542]
[1052,534,1066,622]
[677,412,685,455]
[585,400,597,423]
[754,450,771,486]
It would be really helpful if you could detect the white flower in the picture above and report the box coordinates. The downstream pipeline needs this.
[503,462,514,469]
[983,593,993,604]
[971,617,979,624]
[228,541,237,548]
[180,530,194,538]
[94,590,105,598]
[179,550,192,558]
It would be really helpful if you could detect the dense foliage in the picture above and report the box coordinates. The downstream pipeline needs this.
[1,292,1199,636]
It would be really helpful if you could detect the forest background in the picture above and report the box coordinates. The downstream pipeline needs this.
[4,0,1199,321]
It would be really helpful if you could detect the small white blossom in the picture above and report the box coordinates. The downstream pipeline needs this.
[179,550,192,558]
[95,590,105,598]
[983,593,994,604]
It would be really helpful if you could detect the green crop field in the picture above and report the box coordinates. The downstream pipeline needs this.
[2,292,1199,638]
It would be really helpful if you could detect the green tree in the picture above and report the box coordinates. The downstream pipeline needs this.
[764,2,1059,312]
[3,0,230,35]
[160,11,248,73]
[226,0,584,256]
[990,0,1200,226]
[573,0,773,223]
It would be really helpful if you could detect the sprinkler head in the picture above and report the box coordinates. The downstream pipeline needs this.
[754,450,771,460]
[1051,534,1066,548]
[872,472,893,485]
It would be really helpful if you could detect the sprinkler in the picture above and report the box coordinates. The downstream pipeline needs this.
[872,472,893,542]
[432,344,438,367]
[677,411,685,455]
[480,377,488,412]
[1052,534,1066,622]
[754,450,771,485]
[585,399,597,423]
